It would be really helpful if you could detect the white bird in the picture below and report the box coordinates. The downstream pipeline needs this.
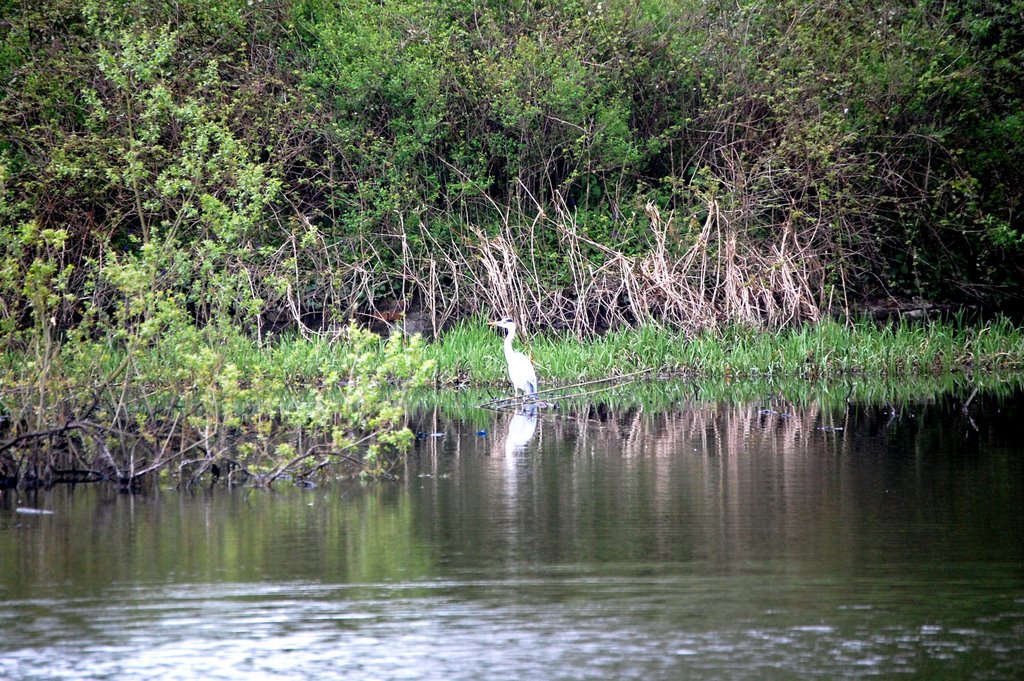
[489,318,538,399]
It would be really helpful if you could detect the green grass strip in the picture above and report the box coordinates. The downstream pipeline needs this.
[424,315,1024,388]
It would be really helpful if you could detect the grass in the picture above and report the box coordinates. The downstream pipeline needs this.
[4,314,1021,395]
[424,315,1024,388]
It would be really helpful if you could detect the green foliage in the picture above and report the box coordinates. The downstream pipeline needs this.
[4,0,1023,333]
[2,231,435,484]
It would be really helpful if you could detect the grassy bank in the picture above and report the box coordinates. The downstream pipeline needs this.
[2,314,1022,489]
[33,314,1012,392]
[426,316,1024,388]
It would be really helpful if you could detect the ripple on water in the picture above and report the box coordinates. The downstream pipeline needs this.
[2,576,1024,680]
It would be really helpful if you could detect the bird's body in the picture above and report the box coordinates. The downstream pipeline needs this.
[490,318,538,398]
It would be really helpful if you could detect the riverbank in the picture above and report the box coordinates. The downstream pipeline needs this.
[2,314,1022,488]
[426,316,1024,388]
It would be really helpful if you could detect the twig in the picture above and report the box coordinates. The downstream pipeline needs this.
[545,381,632,404]
[264,432,383,484]
[0,420,90,454]
[963,385,979,410]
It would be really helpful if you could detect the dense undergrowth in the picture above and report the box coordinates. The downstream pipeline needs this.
[0,315,436,489]
[2,0,1023,342]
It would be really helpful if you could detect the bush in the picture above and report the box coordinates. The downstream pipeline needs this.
[1,0,1022,342]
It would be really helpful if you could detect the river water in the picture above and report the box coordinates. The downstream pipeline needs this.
[2,385,1023,679]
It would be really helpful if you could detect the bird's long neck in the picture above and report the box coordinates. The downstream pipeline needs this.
[503,326,516,355]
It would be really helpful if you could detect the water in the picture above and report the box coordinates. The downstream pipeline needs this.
[2,387,1023,679]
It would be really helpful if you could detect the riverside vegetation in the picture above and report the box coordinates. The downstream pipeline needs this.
[2,1,1024,486]
[3,312,1022,489]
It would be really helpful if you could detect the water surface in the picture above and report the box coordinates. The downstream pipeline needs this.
[2,386,1023,679]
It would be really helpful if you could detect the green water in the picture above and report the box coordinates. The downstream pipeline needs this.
[2,387,1023,679]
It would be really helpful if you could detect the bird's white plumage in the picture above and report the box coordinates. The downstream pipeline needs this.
[491,318,538,398]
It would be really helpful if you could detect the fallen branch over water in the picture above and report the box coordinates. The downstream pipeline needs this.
[261,433,397,485]
[479,368,655,411]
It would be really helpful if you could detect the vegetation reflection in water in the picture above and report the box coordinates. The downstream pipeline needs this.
[407,376,1024,578]
[412,371,1024,423]
[1,379,1023,680]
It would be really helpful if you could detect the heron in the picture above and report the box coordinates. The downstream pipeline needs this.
[489,318,538,399]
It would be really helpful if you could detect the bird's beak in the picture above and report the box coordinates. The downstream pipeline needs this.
[488,320,499,326]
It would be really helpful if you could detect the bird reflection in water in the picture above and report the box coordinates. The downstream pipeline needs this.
[505,403,538,455]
